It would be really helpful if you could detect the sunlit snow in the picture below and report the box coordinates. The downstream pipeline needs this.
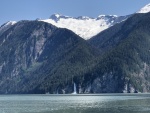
[40,14,126,40]
[137,3,150,13]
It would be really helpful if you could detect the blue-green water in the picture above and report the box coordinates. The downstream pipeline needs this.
[0,94,150,113]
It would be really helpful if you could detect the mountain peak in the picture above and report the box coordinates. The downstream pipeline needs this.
[49,14,61,20]
[0,21,17,32]
[49,14,71,21]
[41,14,128,40]
[137,3,150,13]
[0,21,16,27]
[98,15,118,18]
[76,16,92,20]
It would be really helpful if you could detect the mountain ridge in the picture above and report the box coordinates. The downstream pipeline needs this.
[1,3,150,40]
[137,3,150,13]
[40,14,129,40]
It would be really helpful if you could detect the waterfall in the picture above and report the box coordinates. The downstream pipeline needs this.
[57,89,59,94]
[72,83,77,94]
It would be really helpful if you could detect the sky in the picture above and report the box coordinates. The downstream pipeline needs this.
[0,0,150,25]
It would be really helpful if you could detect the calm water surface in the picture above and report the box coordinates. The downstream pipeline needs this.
[0,94,150,113]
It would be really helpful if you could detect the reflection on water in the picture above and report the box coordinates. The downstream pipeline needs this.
[0,94,150,113]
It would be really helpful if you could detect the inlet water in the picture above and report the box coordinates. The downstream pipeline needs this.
[0,94,150,113]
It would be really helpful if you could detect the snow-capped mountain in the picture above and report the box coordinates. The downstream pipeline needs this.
[1,3,150,40]
[137,3,150,13]
[0,21,17,34]
[40,14,129,40]
[0,21,16,29]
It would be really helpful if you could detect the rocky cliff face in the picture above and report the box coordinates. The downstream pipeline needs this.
[0,21,55,76]
[88,12,150,93]
[0,21,56,93]
[0,20,100,94]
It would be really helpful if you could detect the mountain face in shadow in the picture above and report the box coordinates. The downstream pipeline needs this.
[0,20,99,94]
[1,13,150,94]
[89,13,150,93]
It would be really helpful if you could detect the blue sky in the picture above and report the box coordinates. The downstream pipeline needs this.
[0,0,150,25]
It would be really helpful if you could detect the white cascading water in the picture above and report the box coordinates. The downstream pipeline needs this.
[72,83,77,94]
